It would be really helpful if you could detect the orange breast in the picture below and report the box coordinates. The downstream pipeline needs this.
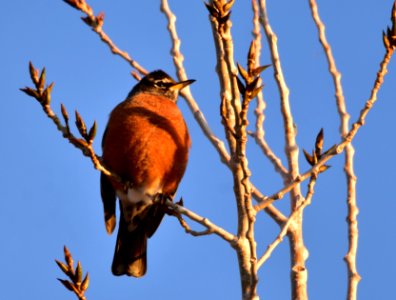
[102,93,190,195]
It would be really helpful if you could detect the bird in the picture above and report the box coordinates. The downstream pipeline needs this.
[100,70,194,277]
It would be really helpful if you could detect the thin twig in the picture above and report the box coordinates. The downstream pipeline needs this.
[307,1,360,298]
[257,174,317,269]
[251,188,286,225]
[207,2,238,159]
[307,0,349,132]
[63,0,147,76]
[175,214,215,237]
[258,1,307,297]
[251,0,288,180]
[258,0,301,188]
[20,64,116,180]
[344,43,395,300]
[165,199,237,244]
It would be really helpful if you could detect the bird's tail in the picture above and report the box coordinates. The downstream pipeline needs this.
[112,214,147,278]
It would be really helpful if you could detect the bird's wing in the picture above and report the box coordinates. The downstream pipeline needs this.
[100,172,117,234]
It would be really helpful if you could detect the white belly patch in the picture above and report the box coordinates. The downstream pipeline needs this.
[116,182,163,231]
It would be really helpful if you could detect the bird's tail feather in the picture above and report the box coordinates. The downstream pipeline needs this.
[112,214,147,278]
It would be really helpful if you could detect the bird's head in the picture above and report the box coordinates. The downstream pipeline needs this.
[128,70,195,102]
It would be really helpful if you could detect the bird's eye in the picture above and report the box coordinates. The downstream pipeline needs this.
[154,80,168,88]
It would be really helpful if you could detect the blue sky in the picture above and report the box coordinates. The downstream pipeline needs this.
[1,1,396,299]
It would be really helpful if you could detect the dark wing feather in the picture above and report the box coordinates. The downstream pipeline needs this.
[100,172,116,234]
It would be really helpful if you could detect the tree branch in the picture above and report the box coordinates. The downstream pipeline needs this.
[63,0,147,76]
[251,0,289,180]
[165,198,237,244]
[307,1,360,298]
[258,1,307,298]
[206,1,260,298]
[257,174,318,269]
[258,0,301,190]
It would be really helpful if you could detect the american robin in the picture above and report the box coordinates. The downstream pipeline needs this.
[100,70,194,277]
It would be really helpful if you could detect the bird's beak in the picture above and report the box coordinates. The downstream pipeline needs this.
[169,79,196,91]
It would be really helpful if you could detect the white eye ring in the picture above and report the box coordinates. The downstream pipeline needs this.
[154,78,173,88]
[154,80,166,88]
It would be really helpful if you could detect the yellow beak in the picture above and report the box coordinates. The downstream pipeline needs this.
[169,79,196,91]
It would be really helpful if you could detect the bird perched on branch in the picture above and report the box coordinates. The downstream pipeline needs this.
[100,70,194,277]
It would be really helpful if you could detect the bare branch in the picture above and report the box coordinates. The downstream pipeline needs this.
[251,188,286,225]
[257,174,318,269]
[175,214,215,237]
[251,0,288,179]
[258,1,307,297]
[345,4,396,298]
[165,198,237,244]
[258,130,328,269]
[21,63,117,181]
[63,0,147,76]
[308,0,349,133]
[258,0,301,190]
[307,1,360,298]
[206,1,260,297]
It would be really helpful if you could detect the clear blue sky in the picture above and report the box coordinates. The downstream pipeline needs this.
[1,1,395,299]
